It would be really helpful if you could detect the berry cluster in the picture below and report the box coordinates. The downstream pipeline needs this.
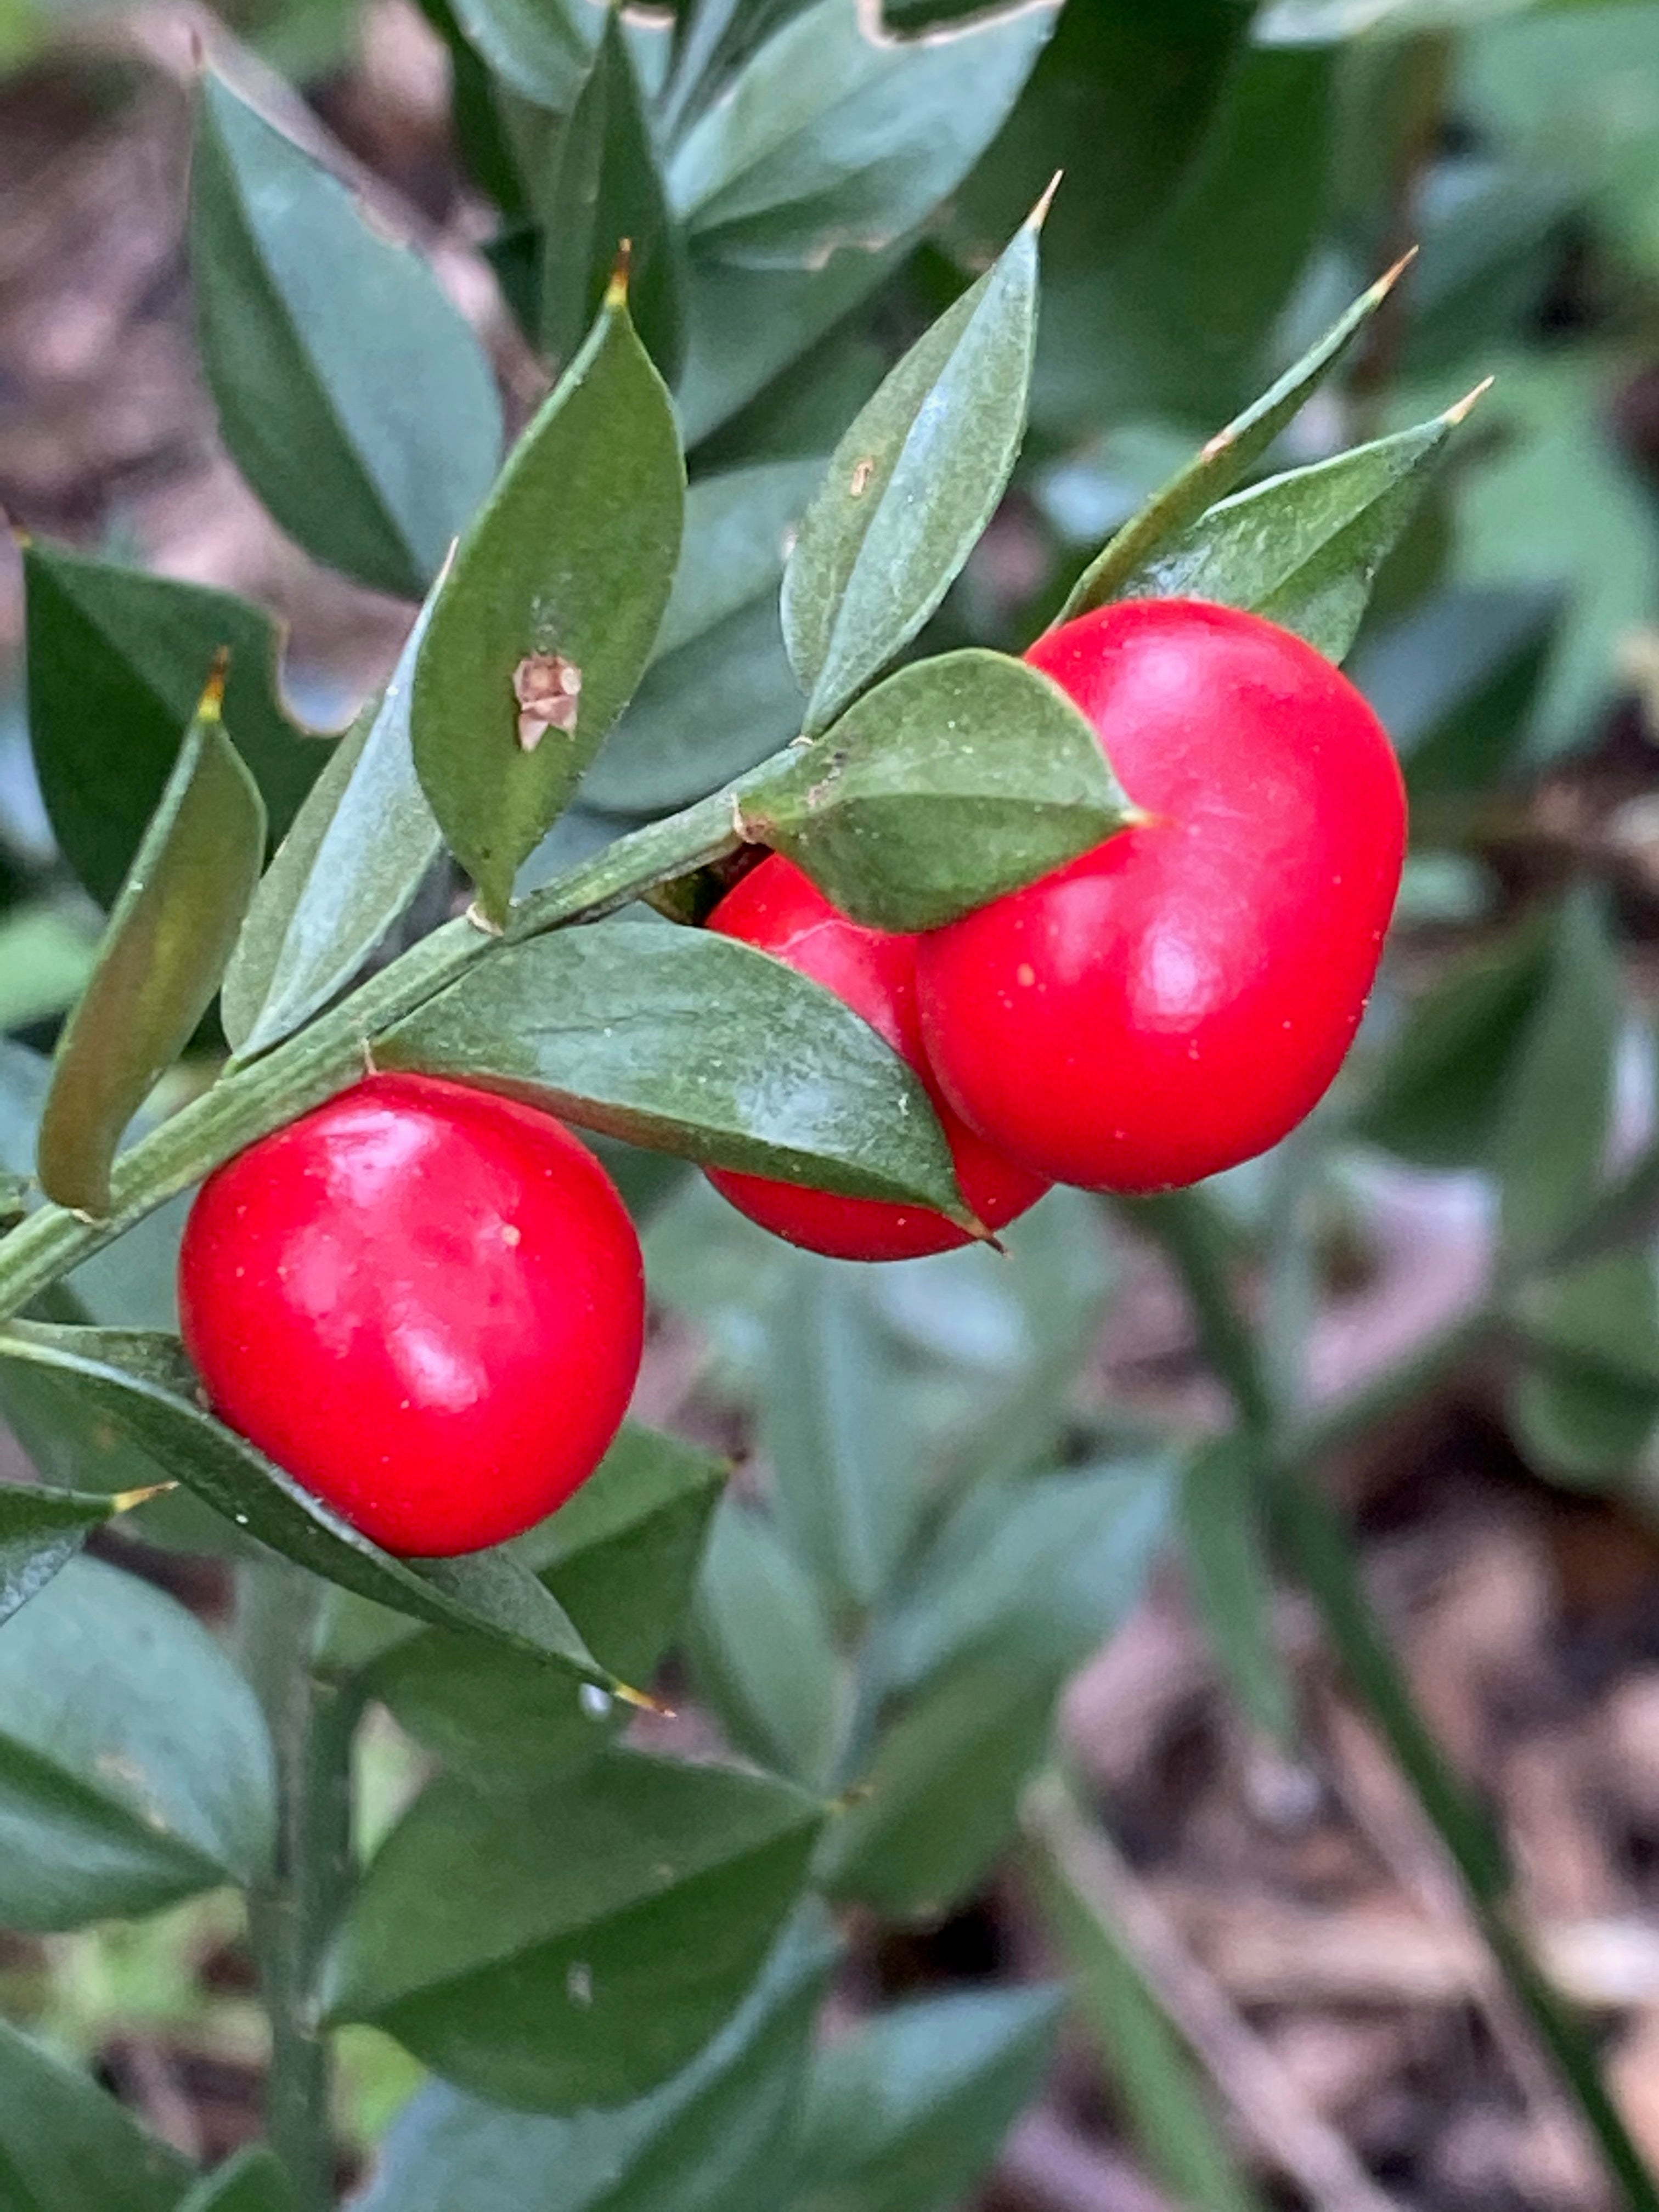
[179,601,1406,1554]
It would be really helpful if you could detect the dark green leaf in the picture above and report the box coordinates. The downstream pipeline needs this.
[190,74,503,600]
[24,541,324,910]
[0,1480,140,1629]
[37,670,266,1216]
[0,1556,274,1927]
[584,460,818,817]
[445,0,597,108]
[0,2018,193,2212]
[1057,252,1416,625]
[222,581,445,1060]
[1177,1437,1295,1746]
[379,919,969,1221]
[538,14,686,381]
[1023,1773,1266,2212]
[1496,888,1622,1255]
[868,1461,1172,1703]
[369,1425,726,1784]
[780,205,1042,732]
[759,1255,927,1617]
[1352,912,1553,1166]
[1510,1357,1658,1487]
[678,245,910,448]
[0,1323,614,1686]
[816,1646,1059,1918]
[355,1913,838,2212]
[745,650,1136,930]
[410,290,683,923]
[788,1985,1062,2212]
[1513,1251,1659,1392]
[1121,400,1479,665]
[178,2148,297,2212]
[325,1750,824,2111]
[668,0,1056,269]
[1029,47,1334,438]
[689,1498,846,1786]
[1351,585,1561,801]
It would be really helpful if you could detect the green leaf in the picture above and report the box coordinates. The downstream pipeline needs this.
[222,579,445,1060]
[410,290,683,923]
[36,669,266,1216]
[781,206,1042,734]
[0,2017,194,2212]
[178,2148,298,2212]
[868,1461,1173,1703]
[1120,399,1479,665]
[1511,1357,1659,1486]
[24,540,324,910]
[0,1323,616,1687]
[355,1914,838,2212]
[0,1555,274,1927]
[444,0,599,108]
[689,1498,846,1786]
[1513,1250,1659,1391]
[0,905,95,1034]
[1028,47,1335,438]
[667,0,1058,269]
[816,1646,1060,1918]
[1177,1437,1295,1747]
[1351,585,1561,800]
[678,244,911,448]
[368,1425,726,1784]
[1496,888,1622,1255]
[538,14,686,381]
[190,73,503,600]
[1352,911,1553,1165]
[0,1480,140,1629]
[325,1750,824,2111]
[744,650,1137,930]
[1057,253,1416,625]
[788,1985,1062,2212]
[379,919,969,1221]
[1023,1773,1267,2212]
[584,459,818,817]
[759,1255,927,1617]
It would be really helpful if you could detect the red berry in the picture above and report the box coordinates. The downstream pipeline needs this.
[916,600,1406,1193]
[703,855,1048,1260]
[178,1073,644,1556]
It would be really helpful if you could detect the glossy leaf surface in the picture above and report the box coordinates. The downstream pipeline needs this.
[24,542,323,909]
[380,921,968,1218]
[0,1556,274,1928]
[781,207,1042,732]
[36,675,266,1215]
[0,1481,138,1630]
[747,649,1135,930]
[0,1323,612,1685]
[326,1751,823,2110]
[410,292,683,922]
[222,582,445,1059]
[190,74,502,599]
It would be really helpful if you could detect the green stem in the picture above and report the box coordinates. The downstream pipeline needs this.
[239,1562,360,2212]
[0,788,742,1325]
[1138,1188,1659,2212]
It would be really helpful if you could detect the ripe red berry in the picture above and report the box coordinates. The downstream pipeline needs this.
[703,855,1048,1260]
[178,1073,644,1556]
[916,599,1407,1194]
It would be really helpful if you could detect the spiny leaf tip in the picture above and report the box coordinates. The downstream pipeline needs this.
[1443,374,1496,427]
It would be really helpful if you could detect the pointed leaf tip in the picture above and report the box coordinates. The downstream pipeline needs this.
[1372,243,1419,300]
[199,646,230,720]
[1444,375,1496,427]
[607,238,634,308]
[1029,171,1063,230]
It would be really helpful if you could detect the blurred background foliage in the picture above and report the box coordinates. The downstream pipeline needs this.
[10,0,1659,2207]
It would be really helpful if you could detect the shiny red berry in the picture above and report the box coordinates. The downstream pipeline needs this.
[703,854,1048,1261]
[178,1073,644,1556]
[916,599,1407,1194]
